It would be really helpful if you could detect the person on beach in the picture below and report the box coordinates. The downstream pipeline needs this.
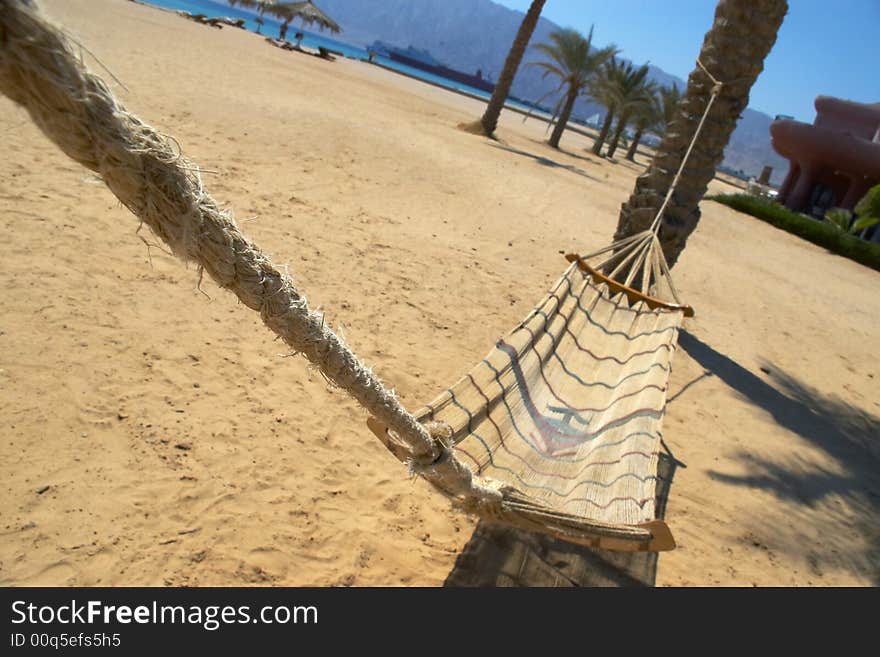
[279,21,289,41]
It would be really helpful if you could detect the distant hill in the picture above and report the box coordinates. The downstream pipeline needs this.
[723,109,790,185]
[215,0,791,184]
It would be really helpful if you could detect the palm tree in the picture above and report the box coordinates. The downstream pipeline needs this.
[588,57,623,155]
[657,83,683,133]
[624,84,679,161]
[614,0,788,267]
[604,66,654,158]
[624,90,661,162]
[588,58,656,158]
[531,27,618,149]
[466,0,546,137]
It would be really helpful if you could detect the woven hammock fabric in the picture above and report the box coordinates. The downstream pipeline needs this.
[413,262,683,534]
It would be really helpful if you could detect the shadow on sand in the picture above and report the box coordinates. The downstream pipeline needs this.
[487,142,599,182]
[678,330,880,583]
[444,452,678,587]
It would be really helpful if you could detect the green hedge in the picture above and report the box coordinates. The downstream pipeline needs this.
[707,193,880,272]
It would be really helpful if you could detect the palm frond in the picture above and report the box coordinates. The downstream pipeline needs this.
[854,183,880,220]
[531,26,616,97]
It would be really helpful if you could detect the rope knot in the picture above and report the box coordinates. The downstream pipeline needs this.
[405,420,453,475]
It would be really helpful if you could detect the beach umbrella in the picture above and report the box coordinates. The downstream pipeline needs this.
[226,0,286,34]
[229,0,340,36]
[281,1,341,35]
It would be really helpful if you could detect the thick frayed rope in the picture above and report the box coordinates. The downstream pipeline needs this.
[0,0,500,505]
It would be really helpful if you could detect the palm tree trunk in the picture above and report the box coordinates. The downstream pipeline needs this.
[625,128,643,161]
[605,110,631,158]
[614,0,788,267]
[591,110,614,155]
[478,0,546,136]
[548,88,577,149]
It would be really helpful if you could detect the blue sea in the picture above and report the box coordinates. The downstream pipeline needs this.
[139,0,540,112]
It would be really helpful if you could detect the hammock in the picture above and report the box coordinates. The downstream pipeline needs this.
[0,1,704,556]
[368,230,691,551]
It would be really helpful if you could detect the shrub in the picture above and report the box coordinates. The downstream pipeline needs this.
[706,193,880,272]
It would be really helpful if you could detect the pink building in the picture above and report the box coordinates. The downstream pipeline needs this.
[770,96,880,220]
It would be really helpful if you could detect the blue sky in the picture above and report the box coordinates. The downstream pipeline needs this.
[495,0,879,122]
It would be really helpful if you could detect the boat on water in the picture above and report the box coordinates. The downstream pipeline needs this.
[368,41,495,94]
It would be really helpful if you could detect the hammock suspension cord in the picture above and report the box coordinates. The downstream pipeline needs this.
[577,57,727,306]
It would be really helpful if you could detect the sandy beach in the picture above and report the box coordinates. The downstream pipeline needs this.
[1,0,877,586]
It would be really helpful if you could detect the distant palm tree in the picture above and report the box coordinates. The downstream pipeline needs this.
[589,59,652,158]
[624,90,661,162]
[531,27,618,149]
[624,83,680,161]
[604,65,653,158]
[657,83,683,133]
[466,0,546,137]
[614,0,788,267]
[588,57,624,156]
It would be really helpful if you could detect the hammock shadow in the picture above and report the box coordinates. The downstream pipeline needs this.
[486,142,598,182]
[677,330,880,583]
[443,452,678,587]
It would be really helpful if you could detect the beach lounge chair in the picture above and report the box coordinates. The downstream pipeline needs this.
[265,37,297,51]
